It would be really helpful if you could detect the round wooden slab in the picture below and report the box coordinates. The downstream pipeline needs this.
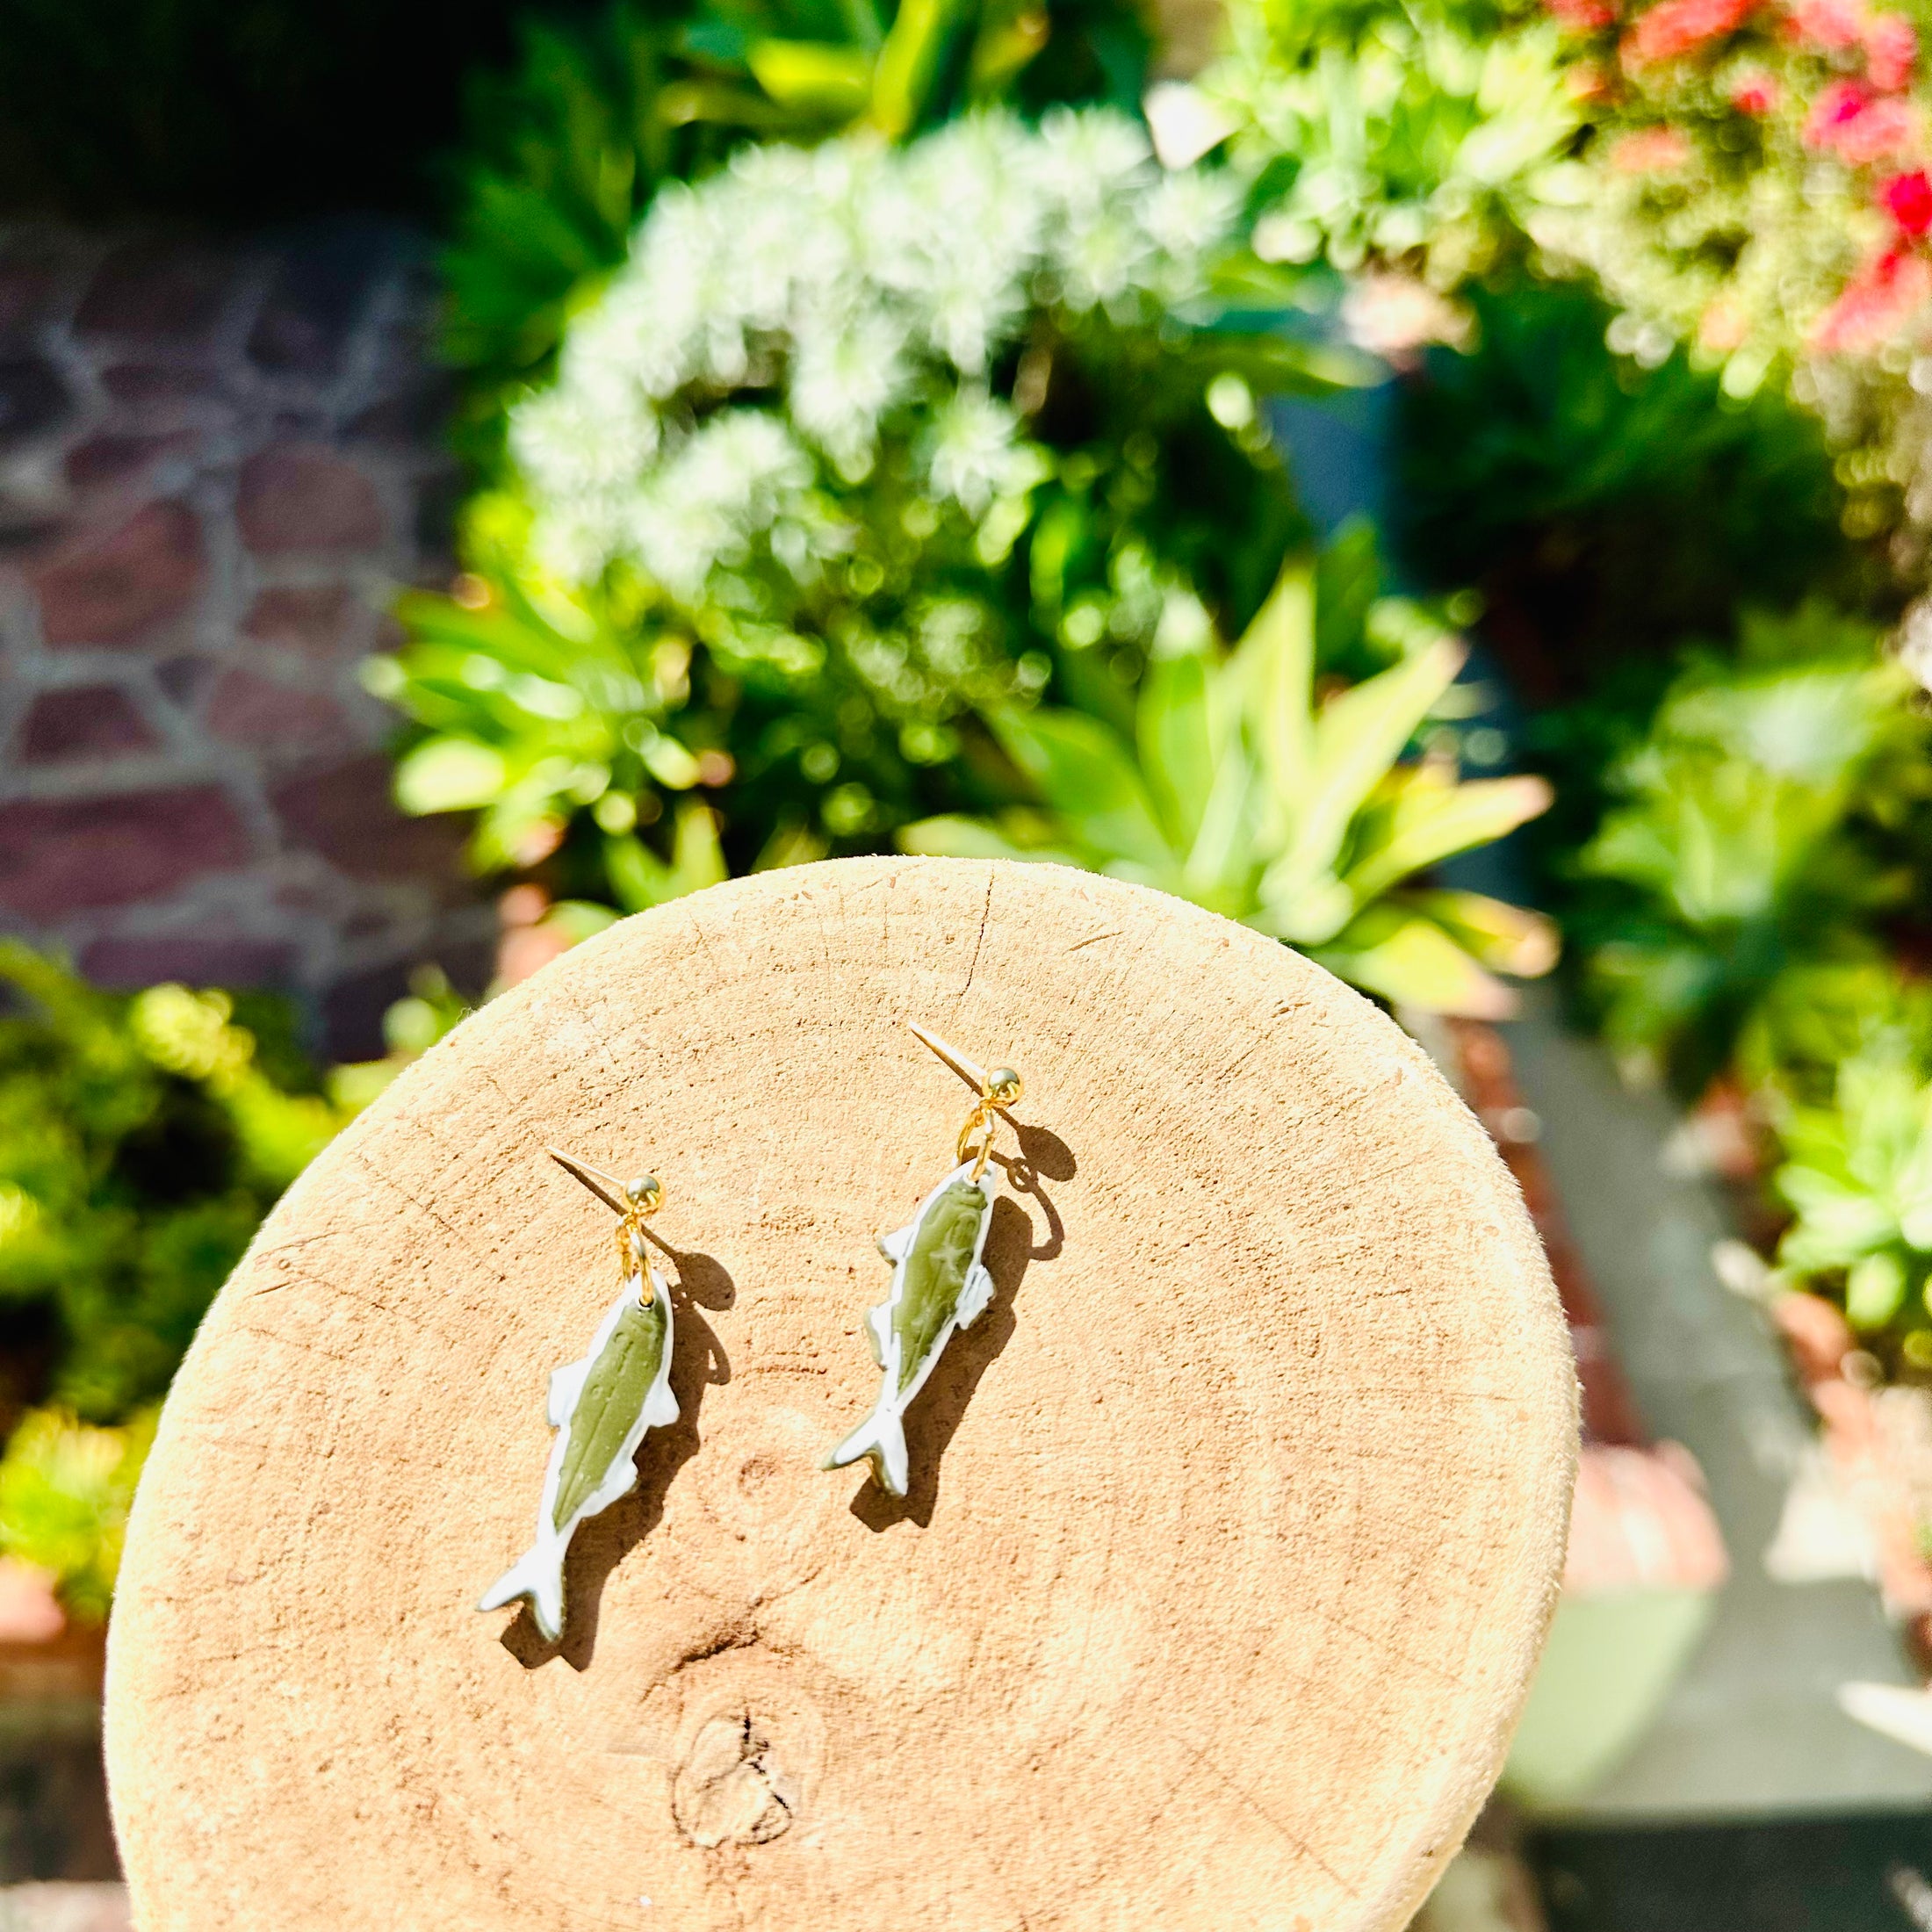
[107,858,1575,1932]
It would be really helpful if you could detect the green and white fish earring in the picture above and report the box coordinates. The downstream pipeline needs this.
[824,1023,1023,1498]
[479,1149,679,1641]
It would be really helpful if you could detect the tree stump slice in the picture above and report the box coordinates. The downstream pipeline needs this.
[106,858,1575,1932]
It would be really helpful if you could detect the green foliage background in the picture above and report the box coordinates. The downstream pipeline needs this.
[1398,283,1873,693]
[0,946,353,1615]
[0,945,338,1424]
[19,0,1932,1597]
[441,0,1154,449]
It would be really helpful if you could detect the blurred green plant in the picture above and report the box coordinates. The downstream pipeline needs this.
[0,1406,155,1624]
[1399,282,1865,690]
[1571,605,1930,1095]
[1772,1029,1932,1359]
[390,108,1355,898]
[1207,0,1577,295]
[905,551,1558,1014]
[1734,956,1929,1102]
[326,964,479,1114]
[443,0,1151,436]
[0,943,340,1425]
[0,945,350,1621]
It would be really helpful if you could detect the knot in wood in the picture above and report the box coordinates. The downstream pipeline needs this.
[672,1713,794,1849]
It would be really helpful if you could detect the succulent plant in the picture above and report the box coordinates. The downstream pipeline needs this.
[905,558,1557,1015]
[1575,618,1928,1093]
[1776,1038,1932,1344]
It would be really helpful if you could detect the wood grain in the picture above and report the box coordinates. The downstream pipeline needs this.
[105,858,1576,1931]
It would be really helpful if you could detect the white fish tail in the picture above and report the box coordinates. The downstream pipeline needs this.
[478,1542,566,1642]
[825,1407,910,1496]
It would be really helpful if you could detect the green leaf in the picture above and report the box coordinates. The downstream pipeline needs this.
[898,815,1036,861]
[1284,636,1466,889]
[1848,1251,1908,1329]
[657,78,798,129]
[1231,561,1317,836]
[1402,888,1559,978]
[1312,914,1517,1020]
[988,708,1172,875]
[1344,769,1552,904]
[966,4,1048,94]
[1777,1167,1899,1266]
[1169,332,1381,400]
[393,739,507,816]
[0,1406,155,1625]
[1136,652,1214,854]
[1315,515,1383,672]
[641,734,702,789]
[1180,740,1260,909]
[866,0,962,135]
[548,901,623,946]
[746,39,876,113]
[836,0,889,52]
[1257,874,1356,947]
[670,801,729,890]
[604,804,727,912]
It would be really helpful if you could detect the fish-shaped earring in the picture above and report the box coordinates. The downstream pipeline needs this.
[478,1149,680,1641]
[824,1023,1023,1497]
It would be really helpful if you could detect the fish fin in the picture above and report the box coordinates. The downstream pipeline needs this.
[956,1262,994,1330]
[546,1360,590,1430]
[876,1224,912,1265]
[643,1377,680,1430]
[823,1408,910,1497]
[863,1302,891,1368]
[478,1544,567,1643]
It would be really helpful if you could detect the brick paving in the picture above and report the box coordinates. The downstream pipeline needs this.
[0,222,491,1056]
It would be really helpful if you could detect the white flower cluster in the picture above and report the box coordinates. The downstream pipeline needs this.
[509,106,1244,596]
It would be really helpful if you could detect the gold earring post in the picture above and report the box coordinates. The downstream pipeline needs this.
[907,1022,1024,1178]
[547,1148,630,1211]
[547,1146,664,1271]
[907,1021,988,1091]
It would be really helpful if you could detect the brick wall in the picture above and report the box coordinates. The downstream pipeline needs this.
[0,221,492,1056]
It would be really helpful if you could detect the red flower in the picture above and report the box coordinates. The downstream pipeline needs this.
[1800,77,1919,161]
[1624,0,1755,63]
[1806,77,1871,142]
[1812,245,1932,353]
[1790,0,1866,50]
[1865,11,1919,88]
[1884,169,1932,234]
[1730,69,1779,112]
[1841,95,1920,160]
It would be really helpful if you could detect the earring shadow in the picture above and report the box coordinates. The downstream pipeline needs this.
[850,1135,1071,1533]
[1014,1122,1076,1186]
[499,1241,734,1673]
[1009,1125,1072,1259]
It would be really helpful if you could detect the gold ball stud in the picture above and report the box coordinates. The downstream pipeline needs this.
[626,1174,663,1214]
[986,1067,1023,1109]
